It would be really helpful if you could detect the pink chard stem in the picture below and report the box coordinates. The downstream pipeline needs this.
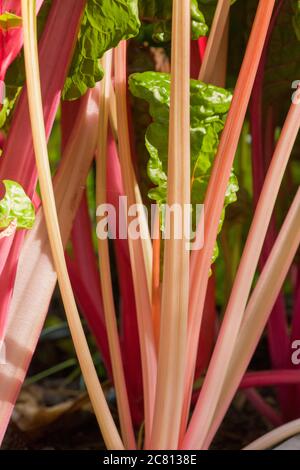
[0,0,86,341]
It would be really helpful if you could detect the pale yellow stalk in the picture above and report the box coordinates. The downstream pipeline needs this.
[210,18,229,88]
[151,205,161,352]
[21,0,123,450]
[183,1,275,448]
[150,0,190,450]
[179,7,229,439]
[183,92,300,451]
[109,82,118,141]
[198,0,231,83]
[114,42,157,445]
[244,418,300,450]
[0,88,100,443]
[96,50,136,450]
[203,187,300,449]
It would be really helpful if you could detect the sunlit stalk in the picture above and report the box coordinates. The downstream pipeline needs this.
[244,418,300,450]
[183,1,276,445]
[203,187,300,449]
[21,0,123,450]
[184,93,300,450]
[0,88,100,443]
[198,0,230,83]
[0,0,85,347]
[151,205,161,352]
[150,0,190,450]
[109,82,118,140]
[96,50,136,450]
[114,41,157,446]
[209,18,229,88]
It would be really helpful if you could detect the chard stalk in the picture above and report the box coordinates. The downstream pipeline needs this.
[150,0,190,450]
[180,1,229,437]
[183,1,276,445]
[96,50,135,450]
[198,0,230,83]
[244,417,300,450]
[108,83,118,141]
[0,0,86,342]
[203,187,300,449]
[0,88,101,442]
[0,0,43,81]
[114,41,157,446]
[184,86,300,450]
[241,370,300,389]
[250,0,290,416]
[106,133,144,426]
[21,0,123,449]
[61,100,111,372]
[151,206,161,352]
[71,195,105,311]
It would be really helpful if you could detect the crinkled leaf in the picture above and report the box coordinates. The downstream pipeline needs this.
[129,71,238,263]
[63,0,140,100]
[137,0,208,44]
[0,180,35,229]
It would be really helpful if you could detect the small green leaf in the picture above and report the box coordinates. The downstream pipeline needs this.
[0,12,22,31]
[0,180,35,230]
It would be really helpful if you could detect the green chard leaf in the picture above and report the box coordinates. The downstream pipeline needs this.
[137,0,208,44]
[63,0,140,100]
[0,12,22,31]
[129,71,238,264]
[0,180,35,230]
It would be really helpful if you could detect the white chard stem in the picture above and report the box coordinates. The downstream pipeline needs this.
[96,50,136,450]
[151,0,191,450]
[21,0,123,450]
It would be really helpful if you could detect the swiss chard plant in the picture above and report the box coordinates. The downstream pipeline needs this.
[0,0,300,452]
